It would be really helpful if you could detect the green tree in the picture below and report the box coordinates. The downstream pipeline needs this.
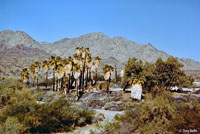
[121,57,194,93]
[154,57,194,90]
[121,57,145,91]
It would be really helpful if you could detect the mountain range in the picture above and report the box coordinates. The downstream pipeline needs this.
[0,30,200,77]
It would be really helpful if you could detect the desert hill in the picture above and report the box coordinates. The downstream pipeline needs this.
[0,30,200,77]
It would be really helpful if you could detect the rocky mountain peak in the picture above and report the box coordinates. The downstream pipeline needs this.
[78,32,110,41]
[0,30,200,72]
[0,30,38,50]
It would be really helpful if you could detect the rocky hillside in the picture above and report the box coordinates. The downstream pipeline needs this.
[0,30,200,76]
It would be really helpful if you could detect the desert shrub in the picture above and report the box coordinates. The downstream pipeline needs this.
[95,92,200,134]
[0,79,95,133]
[174,100,200,131]
[0,117,24,134]
[0,79,34,108]
[0,98,94,133]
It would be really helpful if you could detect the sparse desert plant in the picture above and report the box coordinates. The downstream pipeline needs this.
[94,91,200,134]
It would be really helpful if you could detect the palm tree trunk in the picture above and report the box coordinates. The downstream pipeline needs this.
[79,71,82,91]
[107,75,111,94]
[82,69,85,91]
[53,68,55,91]
[61,77,63,89]
[56,77,58,91]
[106,80,109,94]
[36,72,39,89]
[67,74,70,93]
[86,68,88,87]
[32,73,35,87]
[75,79,79,100]
[114,64,117,83]
[46,71,48,88]
[82,56,87,90]
[95,68,98,85]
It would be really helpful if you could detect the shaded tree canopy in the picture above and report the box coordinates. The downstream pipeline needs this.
[121,57,194,92]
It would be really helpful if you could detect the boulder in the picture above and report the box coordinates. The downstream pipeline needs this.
[88,99,107,109]
[92,113,105,123]
[103,101,123,111]
[130,84,142,100]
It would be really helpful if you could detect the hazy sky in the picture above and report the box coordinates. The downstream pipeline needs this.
[0,0,200,61]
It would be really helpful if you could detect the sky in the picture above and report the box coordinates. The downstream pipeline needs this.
[0,0,200,61]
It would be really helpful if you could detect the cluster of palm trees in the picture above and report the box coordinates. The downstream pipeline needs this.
[21,47,116,99]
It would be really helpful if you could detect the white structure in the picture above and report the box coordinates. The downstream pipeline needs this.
[130,84,142,100]
[171,86,179,91]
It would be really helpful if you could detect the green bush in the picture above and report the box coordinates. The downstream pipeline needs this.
[0,117,24,134]
[0,79,95,133]
[95,92,200,134]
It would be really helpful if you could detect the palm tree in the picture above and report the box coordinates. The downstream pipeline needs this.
[82,48,89,89]
[34,61,40,89]
[87,56,93,88]
[56,64,64,92]
[64,59,72,93]
[79,47,83,58]
[55,56,62,90]
[21,68,29,85]
[73,54,79,64]
[94,56,101,84]
[73,64,81,100]
[75,47,80,56]
[67,56,73,90]
[91,62,96,86]
[42,60,50,88]
[103,65,114,94]
[29,64,36,87]
[114,64,117,83]
[49,56,56,91]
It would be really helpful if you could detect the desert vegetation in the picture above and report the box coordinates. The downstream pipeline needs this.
[19,47,119,100]
[90,57,200,134]
[0,78,94,133]
[1,47,199,134]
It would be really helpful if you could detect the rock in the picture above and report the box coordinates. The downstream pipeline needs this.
[130,84,142,100]
[92,113,105,123]
[74,102,93,111]
[79,91,123,109]
[174,94,200,102]
[88,100,107,109]
[103,101,123,111]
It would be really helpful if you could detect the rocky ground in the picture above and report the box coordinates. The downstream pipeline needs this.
[32,85,200,134]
